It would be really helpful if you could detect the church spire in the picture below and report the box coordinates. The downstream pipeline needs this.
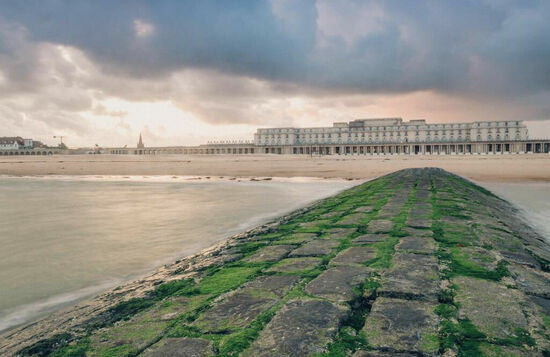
[137,132,144,148]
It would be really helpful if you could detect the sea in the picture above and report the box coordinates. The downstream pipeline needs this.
[0,176,356,332]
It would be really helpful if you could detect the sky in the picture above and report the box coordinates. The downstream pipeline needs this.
[1,0,550,147]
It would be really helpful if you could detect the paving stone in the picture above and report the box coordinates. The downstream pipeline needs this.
[378,253,439,301]
[299,219,330,228]
[193,276,299,332]
[142,337,213,357]
[275,233,316,245]
[136,295,209,322]
[366,219,394,234]
[266,257,322,273]
[193,292,275,332]
[509,263,550,298]
[353,234,388,244]
[323,227,356,239]
[453,276,530,340]
[395,236,437,254]
[401,227,433,237]
[243,275,301,297]
[320,211,341,219]
[363,297,439,356]
[354,206,374,213]
[90,321,168,355]
[305,265,370,302]
[242,299,348,357]
[499,250,540,268]
[377,206,403,219]
[456,246,498,271]
[406,217,432,229]
[289,240,339,257]
[530,295,550,315]
[337,213,368,225]
[244,245,295,263]
[330,247,377,266]
[478,343,539,357]
[353,351,416,357]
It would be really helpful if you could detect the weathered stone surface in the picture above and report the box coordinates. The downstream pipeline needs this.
[406,217,432,229]
[366,219,394,234]
[509,264,550,298]
[243,299,348,357]
[299,219,330,228]
[355,206,374,213]
[530,295,550,315]
[244,245,295,263]
[499,250,540,268]
[306,265,370,302]
[320,211,341,219]
[402,227,433,237]
[457,247,498,271]
[289,240,339,257]
[377,206,403,219]
[330,247,377,266]
[478,343,539,357]
[142,337,213,357]
[454,276,530,340]
[243,275,301,297]
[395,236,436,254]
[90,321,167,355]
[353,234,388,244]
[378,253,439,301]
[337,213,368,225]
[276,233,316,245]
[267,257,322,273]
[363,298,438,355]
[194,292,275,332]
[323,227,357,240]
[353,351,416,357]
[193,276,299,332]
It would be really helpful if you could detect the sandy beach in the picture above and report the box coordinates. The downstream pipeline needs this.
[1,154,550,182]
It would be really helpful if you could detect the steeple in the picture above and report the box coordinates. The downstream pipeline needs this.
[137,133,144,149]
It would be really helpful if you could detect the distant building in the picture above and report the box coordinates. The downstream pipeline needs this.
[0,136,56,155]
[102,118,550,156]
[137,133,144,149]
[0,137,23,150]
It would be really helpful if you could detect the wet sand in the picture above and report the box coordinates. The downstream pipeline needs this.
[1,154,550,182]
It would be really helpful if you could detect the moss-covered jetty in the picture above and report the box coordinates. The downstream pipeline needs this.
[8,168,550,356]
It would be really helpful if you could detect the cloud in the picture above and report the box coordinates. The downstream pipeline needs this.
[0,0,549,146]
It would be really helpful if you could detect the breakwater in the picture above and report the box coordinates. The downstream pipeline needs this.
[2,168,550,356]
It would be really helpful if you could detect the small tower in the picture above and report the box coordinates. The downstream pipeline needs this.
[137,133,144,149]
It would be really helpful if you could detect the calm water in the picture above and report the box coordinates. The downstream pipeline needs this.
[0,176,355,332]
[480,182,550,243]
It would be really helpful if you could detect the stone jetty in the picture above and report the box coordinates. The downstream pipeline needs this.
[6,168,550,356]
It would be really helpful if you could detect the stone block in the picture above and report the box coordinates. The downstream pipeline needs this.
[289,240,339,257]
[306,265,370,302]
[378,253,439,301]
[243,299,348,357]
[363,297,438,355]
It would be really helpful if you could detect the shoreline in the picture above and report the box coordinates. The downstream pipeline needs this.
[0,195,329,354]
[1,154,550,183]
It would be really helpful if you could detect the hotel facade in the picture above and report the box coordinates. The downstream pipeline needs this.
[104,118,550,155]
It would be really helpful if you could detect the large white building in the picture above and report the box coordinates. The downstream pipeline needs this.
[103,118,549,156]
[255,118,528,146]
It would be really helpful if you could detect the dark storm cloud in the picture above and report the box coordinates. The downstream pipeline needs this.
[1,0,549,96]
